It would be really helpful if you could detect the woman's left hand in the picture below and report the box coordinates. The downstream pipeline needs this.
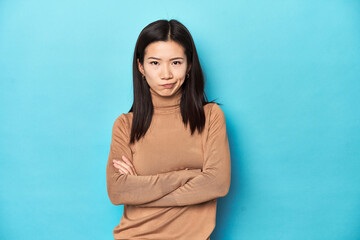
[112,155,138,176]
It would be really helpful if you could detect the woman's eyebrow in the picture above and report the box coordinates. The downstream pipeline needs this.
[147,57,184,60]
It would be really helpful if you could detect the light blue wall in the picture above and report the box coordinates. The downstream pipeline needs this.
[0,1,359,239]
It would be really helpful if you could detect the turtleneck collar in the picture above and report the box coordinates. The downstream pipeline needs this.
[149,87,182,113]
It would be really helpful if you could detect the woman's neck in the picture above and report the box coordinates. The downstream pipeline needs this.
[149,87,182,113]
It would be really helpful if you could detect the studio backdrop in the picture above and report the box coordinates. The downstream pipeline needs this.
[0,1,359,239]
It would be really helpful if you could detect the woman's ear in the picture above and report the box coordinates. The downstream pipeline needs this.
[137,58,145,75]
[187,63,192,74]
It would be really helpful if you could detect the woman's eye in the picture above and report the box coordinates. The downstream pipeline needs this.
[150,61,159,65]
[173,61,182,65]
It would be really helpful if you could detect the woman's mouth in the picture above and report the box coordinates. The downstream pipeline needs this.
[162,83,175,88]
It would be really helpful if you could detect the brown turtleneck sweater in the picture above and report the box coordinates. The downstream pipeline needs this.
[106,87,231,240]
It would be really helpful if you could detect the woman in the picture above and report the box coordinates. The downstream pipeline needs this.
[106,19,231,240]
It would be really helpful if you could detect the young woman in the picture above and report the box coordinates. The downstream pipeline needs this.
[106,19,231,240]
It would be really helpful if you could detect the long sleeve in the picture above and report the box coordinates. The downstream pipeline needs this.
[106,113,202,206]
[136,103,231,207]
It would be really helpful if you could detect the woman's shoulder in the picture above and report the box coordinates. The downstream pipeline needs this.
[113,112,133,129]
[203,102,226,125]
[203,102,224,116]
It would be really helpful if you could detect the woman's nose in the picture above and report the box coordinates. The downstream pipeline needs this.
[160,65,173,79]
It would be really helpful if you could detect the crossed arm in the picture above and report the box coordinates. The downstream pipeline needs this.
[106,114,201,206]
[106,104,231,207]
[136,104,231,207]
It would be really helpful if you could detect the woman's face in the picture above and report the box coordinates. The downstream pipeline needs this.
[137,40,191,96]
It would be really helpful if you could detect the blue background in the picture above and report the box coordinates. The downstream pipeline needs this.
[0,1,359,239]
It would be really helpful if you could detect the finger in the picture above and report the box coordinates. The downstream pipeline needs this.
[116,160,135,175]
[114,162,130,175]
[114,158,136,176]
[121,156,137,175]
[113,159,130,174]
[112,162,122,171]
[118,157,136,176]
[121,156,133,166]
[113,162,126,174]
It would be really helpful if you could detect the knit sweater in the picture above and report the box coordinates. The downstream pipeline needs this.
[106,86,231,240]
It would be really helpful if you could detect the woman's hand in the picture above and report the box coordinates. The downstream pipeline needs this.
[112,156,138,176]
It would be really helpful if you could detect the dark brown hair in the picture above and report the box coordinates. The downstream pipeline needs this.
[129,19,219,144]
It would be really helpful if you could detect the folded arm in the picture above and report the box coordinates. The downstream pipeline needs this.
[106,114,201,206]
[136,103,231,207]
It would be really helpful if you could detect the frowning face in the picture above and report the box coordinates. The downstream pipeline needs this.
[137,40,191,97]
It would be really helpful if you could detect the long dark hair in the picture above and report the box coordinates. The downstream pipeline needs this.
[129,19,219,144]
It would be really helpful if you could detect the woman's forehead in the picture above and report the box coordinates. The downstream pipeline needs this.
[144,41,185,59]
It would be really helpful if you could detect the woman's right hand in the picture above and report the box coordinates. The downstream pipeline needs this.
[112,155,137,176]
